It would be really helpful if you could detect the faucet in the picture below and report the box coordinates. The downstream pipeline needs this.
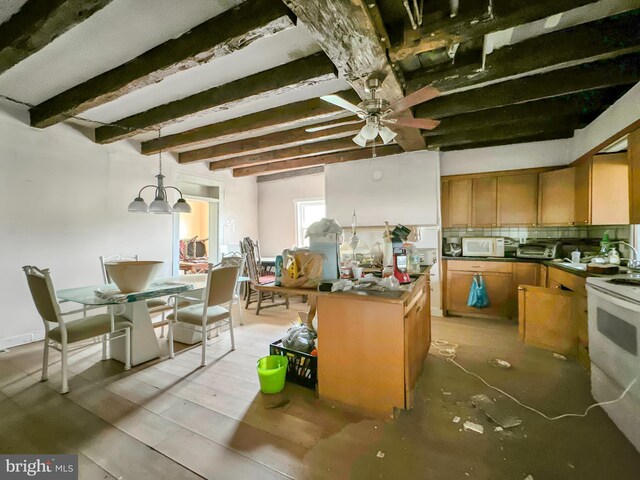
[610,241,640,268]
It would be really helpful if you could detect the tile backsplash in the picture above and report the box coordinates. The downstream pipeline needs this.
[443,225,631,241]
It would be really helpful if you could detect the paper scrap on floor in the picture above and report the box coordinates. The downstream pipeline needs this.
[471,394,522,429]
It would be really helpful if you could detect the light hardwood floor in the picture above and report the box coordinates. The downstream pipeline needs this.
[2,299,639,479]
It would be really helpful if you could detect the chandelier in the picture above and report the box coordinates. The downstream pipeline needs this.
[127,130,191,214]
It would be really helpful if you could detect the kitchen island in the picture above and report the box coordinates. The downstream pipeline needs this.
[257,271,431,418]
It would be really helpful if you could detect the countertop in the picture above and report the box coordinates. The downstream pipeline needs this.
[442,255,630,278]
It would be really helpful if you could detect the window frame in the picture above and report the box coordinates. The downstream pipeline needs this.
[294,198,326,248]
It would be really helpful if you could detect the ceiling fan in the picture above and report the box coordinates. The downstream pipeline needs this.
[307,73,441,147]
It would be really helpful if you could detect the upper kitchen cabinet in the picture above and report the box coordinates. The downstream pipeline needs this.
[574,153,630,225]
[441,180,451,227]
[497,174,539,226]
[629,128,640,225]
[538,168,576,226]
[472,177,498,227]
[448,179,472,227]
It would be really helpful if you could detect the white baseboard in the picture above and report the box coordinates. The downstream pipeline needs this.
[0,330,45,350]
[431,308,444,317]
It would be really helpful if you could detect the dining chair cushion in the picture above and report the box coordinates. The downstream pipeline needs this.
[48,314,132,344]
[146,298,168,309]
[258,275,275,285]
[167,304,230,326]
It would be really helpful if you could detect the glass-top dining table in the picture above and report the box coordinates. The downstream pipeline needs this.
[56,274,248,366]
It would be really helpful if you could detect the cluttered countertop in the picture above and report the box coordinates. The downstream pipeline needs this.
[443,233,639,278]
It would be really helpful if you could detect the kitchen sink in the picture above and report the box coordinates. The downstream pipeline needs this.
[557,262,588,271]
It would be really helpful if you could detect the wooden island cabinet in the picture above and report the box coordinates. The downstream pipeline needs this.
[257,273,431,418]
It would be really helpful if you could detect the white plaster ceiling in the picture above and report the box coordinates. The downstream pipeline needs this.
[0,0,355,145]
[486,0,640,52]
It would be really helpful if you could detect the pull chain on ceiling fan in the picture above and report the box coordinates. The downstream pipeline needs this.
[308,73,441,147]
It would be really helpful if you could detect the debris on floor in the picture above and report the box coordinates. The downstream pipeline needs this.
[463,421,484,434]
[553,353,567,361]
[471,394,522,429]
[452,416,461,423]
[524,475,534,480]
[376,451,385,459]
[488,358,511,369]
[494,426,504,432]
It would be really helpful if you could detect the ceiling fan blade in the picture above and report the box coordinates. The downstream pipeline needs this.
[386,86,440,114]
[305,119,363,133]
[320,94,364,115]
[385,117,441,130]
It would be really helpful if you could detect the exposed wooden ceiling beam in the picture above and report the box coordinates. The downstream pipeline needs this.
[94,52,337,143]
[415,54,640,119]
[439,133,576,152]
[389,0,597,62]
[427,119,576,149]
[283,0,425,151]
[208,137,371,171]
[407,9,640,93]
[140,91,360,155]
[424,87,625,136]
[0,0,113,75]
[233,145,404,177]
[180,118,360,164]
[29,0,295,128]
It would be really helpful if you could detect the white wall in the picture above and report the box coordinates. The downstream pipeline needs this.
[325,150,441,226]
[439,139,571,176]
[257,173,325,256]
[0,104,258,347]
[570,81,640,160]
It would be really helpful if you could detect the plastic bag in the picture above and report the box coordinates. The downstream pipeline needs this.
[283,323,317,353]
[467,274,490,308]
[280,251,324,288]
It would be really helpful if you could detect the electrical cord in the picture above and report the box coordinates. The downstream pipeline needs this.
[431,339,638,421]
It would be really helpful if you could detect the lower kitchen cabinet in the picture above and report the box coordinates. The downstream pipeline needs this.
[518,285,577,356]
[444,260,537,320]
[517,265,589,368]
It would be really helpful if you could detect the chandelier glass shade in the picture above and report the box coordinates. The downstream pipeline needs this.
[128,130,191,215]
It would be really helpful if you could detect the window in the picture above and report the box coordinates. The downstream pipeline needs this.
[295,199,326,247]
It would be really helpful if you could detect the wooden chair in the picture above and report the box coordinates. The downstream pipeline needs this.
[99,254,171,337]
[241,237,288,315]
[166,265,239,367]
[23,265,131,394]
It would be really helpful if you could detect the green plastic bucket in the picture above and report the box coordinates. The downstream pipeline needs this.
[256,355,288,394]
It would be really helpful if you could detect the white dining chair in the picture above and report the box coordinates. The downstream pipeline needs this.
[166,265,239,367]
[219,252,245,325]
[99,254,171,336]
[23,265,132,394]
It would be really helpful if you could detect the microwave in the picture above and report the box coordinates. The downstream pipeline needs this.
[462,237,505,257]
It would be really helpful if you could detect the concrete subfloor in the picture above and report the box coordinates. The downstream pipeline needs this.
[1,300,639,479]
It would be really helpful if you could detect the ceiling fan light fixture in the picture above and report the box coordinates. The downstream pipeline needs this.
[379,126,397,144]
[352,131,368,147]
[360,123,378,141]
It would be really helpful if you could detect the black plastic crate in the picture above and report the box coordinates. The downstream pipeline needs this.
[269,339,317,390]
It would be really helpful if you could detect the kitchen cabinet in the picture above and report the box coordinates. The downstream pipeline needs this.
[539,264,548,288]
[497,174,538,226]
[404,281,431,407]
[573,154,629,225]
[472,177,498,227]
[538,168,575,225]
[518,286,577,357]
[448,179,472,227]
[441,180,450,227]
[445,260,513,319]
[629,128,640,224]
[518,265,588,368]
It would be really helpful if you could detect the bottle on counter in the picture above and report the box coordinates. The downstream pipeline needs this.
[274,255,283,286]
[608,248,621,265]
[599,232,611,256]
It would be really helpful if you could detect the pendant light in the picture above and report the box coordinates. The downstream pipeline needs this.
[352,116,397,147]
[128,129,192,215]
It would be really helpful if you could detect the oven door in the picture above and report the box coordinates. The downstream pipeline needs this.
[587,284,640,394]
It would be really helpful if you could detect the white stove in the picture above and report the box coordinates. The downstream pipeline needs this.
[586,275,640,452]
